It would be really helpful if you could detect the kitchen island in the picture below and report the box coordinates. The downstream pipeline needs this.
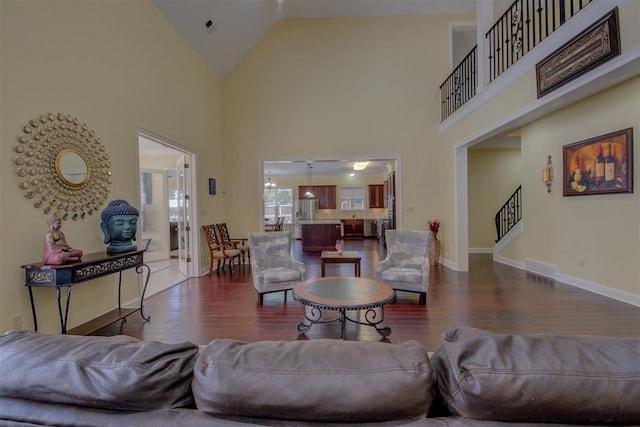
[299,220,342,252]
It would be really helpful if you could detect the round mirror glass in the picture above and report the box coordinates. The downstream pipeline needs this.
[55,148,89,186]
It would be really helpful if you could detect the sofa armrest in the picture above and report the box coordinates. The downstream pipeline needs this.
[375,257,392,278]
[431,326,640,424]
[0,330,198,411]
[286,258,305,273]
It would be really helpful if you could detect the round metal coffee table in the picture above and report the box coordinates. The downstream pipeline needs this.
[292,276,394,339]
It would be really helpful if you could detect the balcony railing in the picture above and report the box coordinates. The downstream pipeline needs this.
[440,46,477,122]
[440,0,594,121]
[487,0,594,82]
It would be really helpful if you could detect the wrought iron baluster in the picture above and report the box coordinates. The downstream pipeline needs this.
[495,186,522,242]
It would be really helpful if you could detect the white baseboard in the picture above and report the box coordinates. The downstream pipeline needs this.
[439,257,455,270]
[493,255,640,307]
[469,247,493,253]
[493,254,526,270]
[555,272,640,308]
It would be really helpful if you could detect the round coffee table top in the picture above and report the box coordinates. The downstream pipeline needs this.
[292,276,394,311]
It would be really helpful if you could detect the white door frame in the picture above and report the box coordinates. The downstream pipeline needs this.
[136,125,200,278]
[139,168,170,262]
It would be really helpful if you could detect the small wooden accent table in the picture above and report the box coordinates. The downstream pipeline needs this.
[21,250,151,334]
[292,277,394,339]
[321,250,361,277]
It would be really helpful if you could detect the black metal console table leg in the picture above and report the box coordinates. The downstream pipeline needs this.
[56,285,72,334]
[28,287,38,331]
[136,263,151,321]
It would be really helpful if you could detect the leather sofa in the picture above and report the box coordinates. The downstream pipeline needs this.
[0,326,638,426]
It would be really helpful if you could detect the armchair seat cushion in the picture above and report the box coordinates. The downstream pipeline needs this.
[381,267,422,283]
[262,267,303,284]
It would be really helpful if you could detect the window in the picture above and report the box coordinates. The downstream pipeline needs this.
[264,187,293,224]
[339,186,365,210]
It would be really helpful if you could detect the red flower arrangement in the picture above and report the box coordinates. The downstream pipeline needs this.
[427,219,440,234]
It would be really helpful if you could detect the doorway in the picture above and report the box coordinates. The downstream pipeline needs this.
[137,126,199,296]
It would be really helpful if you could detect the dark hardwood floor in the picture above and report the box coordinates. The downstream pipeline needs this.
[92,239,640,351]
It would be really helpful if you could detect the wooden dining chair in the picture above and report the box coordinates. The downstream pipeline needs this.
[202,224,241,275]
[215,223,250,264]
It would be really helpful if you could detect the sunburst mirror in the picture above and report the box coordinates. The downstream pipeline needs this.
[13,113,112,220]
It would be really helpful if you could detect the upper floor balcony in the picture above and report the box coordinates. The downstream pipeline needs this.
[440,0,595,122]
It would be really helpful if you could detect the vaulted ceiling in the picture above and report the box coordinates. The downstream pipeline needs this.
[152,0,512,79]
[148,1,515,176]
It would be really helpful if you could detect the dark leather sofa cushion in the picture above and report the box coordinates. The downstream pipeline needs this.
[0,330,199,410]
[431,326,640,424]
[193,338,434,422]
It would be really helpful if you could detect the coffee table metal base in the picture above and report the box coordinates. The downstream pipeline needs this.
[292,277,394,339]
[296,306,391,339]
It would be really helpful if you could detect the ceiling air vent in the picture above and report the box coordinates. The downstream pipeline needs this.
[204,18,215,34]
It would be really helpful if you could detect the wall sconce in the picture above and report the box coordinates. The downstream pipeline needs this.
[542,155,553,193]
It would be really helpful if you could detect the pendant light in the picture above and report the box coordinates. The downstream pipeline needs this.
[304,162,315,198]
[264,171,276,189]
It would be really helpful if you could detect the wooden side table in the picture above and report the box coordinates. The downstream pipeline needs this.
[320,251,361,277]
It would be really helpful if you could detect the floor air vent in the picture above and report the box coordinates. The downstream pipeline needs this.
[525,258,556,279]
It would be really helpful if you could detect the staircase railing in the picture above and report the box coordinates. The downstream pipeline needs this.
[495,186,522,242]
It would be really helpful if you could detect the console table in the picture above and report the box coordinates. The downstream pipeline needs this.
[21,250,151,334]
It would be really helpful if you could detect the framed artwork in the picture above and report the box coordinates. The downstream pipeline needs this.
[563,128,633,196]
[536,8,620,98]
[209,178,216,195]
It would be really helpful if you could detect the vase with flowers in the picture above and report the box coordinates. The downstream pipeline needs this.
[427,219,441,266]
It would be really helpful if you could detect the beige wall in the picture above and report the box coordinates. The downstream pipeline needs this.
[222,14,473,236]
[436,1,640,300]
[468,149,522,249]
[0,0,224,333]
[503,77,640,296]
[2,1,638,335]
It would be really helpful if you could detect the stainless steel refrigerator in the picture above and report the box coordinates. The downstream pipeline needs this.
[297,199,318,220]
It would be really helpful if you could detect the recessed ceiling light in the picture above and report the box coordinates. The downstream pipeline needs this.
[353,161,369,171]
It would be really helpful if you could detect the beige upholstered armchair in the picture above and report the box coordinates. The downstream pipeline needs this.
[375,229,431,305]
[248,231,305,305]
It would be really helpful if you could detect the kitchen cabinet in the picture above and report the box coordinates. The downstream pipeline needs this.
[301,222,342,251]
[298,185,336,209]
[368,184,384,208]
[316,185,336,209]
[342,219,364,238]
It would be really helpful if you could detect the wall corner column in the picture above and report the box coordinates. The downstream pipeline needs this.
[476,0,494,92]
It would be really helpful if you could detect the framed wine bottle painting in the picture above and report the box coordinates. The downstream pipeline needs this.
[563,128,633,196]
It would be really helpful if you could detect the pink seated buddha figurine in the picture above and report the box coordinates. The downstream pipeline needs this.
[43,214,83,265]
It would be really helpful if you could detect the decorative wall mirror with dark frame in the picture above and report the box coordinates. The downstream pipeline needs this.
[13,113,112,220]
